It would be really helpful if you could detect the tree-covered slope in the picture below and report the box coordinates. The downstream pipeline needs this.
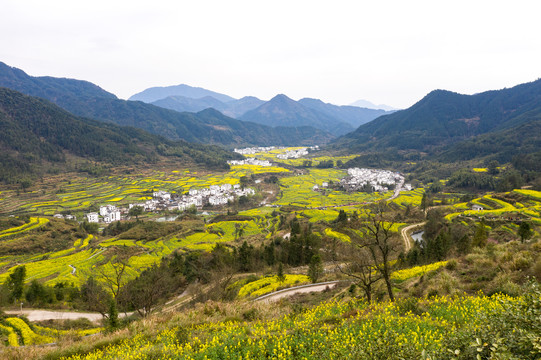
[0,63,331,147]
[0,61,117,101]
[336,78,541,152]
[0,88,239,182]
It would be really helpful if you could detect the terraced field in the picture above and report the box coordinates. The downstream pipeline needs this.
[0,317,101,346]
[276,168,385,208]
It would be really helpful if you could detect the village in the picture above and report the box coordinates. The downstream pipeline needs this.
[276,146,319,160]
[339,167,411,193]
[227,158,273,166]
[82,183,256,224]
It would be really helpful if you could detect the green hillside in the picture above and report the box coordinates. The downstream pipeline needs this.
[0,63,332,147]
[0,88,239,182]
[335,78,541,152]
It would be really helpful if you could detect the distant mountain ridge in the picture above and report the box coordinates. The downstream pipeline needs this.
[349,99,398,111]
[134,84,392,135]
[240,94,355,136]
[298,98,391,128]
[151,95,265,118]
[0,63,333,147]
[129,84,235,103]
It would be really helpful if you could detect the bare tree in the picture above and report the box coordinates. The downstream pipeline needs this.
[333,240,381,303]
[343,205,399,301]
[98,257,128,299]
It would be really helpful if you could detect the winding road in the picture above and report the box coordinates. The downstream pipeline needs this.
[400,222,425,251]
[254,281,340,303]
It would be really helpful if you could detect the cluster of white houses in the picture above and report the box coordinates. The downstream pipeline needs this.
[340,168,410,192]
[84,184,256,223]
[227,158,273,167]
[276,146,319,160]
[233,146,281,155]
[85,205,122,224]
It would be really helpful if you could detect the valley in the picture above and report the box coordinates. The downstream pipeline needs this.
[0,64,540,359]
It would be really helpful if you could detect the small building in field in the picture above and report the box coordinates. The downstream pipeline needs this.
[472,204,484,211]
[86,213,99,223]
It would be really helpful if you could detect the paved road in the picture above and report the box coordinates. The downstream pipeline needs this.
[254,281,340,303]
[400,222,425,251]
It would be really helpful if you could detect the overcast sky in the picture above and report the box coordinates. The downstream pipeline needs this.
[1,0,540,108]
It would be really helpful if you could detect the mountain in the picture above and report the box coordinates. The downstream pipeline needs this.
[0,88,239,182]
[240,94,354,136]
[0,63,332,147]
[221,96,265,118]
[129,84,235,103]
[336,78,541,153]
[298,98,391,128]
[0,61,117,101]
[151,95,265,118]
[152,95,226,113]
[349,99,398,111]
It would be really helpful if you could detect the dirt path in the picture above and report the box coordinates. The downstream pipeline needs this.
[400,222,425,251]
[254,281,340,303]
[5,309,106,322]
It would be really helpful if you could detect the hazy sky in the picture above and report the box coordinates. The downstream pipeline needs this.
[1,0,540,108]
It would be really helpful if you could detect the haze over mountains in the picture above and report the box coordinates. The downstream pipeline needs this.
[131,82,393,136]
[349,99,398,111]
[0,62,333,147]
[1,60,540,171]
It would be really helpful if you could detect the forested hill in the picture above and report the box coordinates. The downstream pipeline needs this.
[0,88,240,183]
[0,61,117,101]
[0,63,332,147]
[335,78,541,152]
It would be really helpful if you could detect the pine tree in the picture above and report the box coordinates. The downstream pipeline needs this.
[308,254,323,283]
[277,262,285,282]
[108,299,119,330]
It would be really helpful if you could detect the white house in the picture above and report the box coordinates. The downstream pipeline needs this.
[103,211,121,223]
[100,205,117,217]
[321,182,328,188]
[86,213,99,223]
[189,188,199,196]
[472,204,484,211]
[153,191,171,200]
[221,184,232,191]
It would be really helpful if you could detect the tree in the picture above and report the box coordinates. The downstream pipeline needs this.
[421,192,428,212]
[128,205,143,220]
[80,276,112,317]
[7,266,26,302]
[98,258,128,299]
[118,264,179,318]
[108,299,119,329]
[308,254,324,283]
[472,220,487,248]
[335,210,348,223]
[518,222,533,243]
[345,206,398,301]
[277,262,285,282]
[333,241,381,303]
[488,160,500,175]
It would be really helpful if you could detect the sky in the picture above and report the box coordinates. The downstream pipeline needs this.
[1,0,541,108]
